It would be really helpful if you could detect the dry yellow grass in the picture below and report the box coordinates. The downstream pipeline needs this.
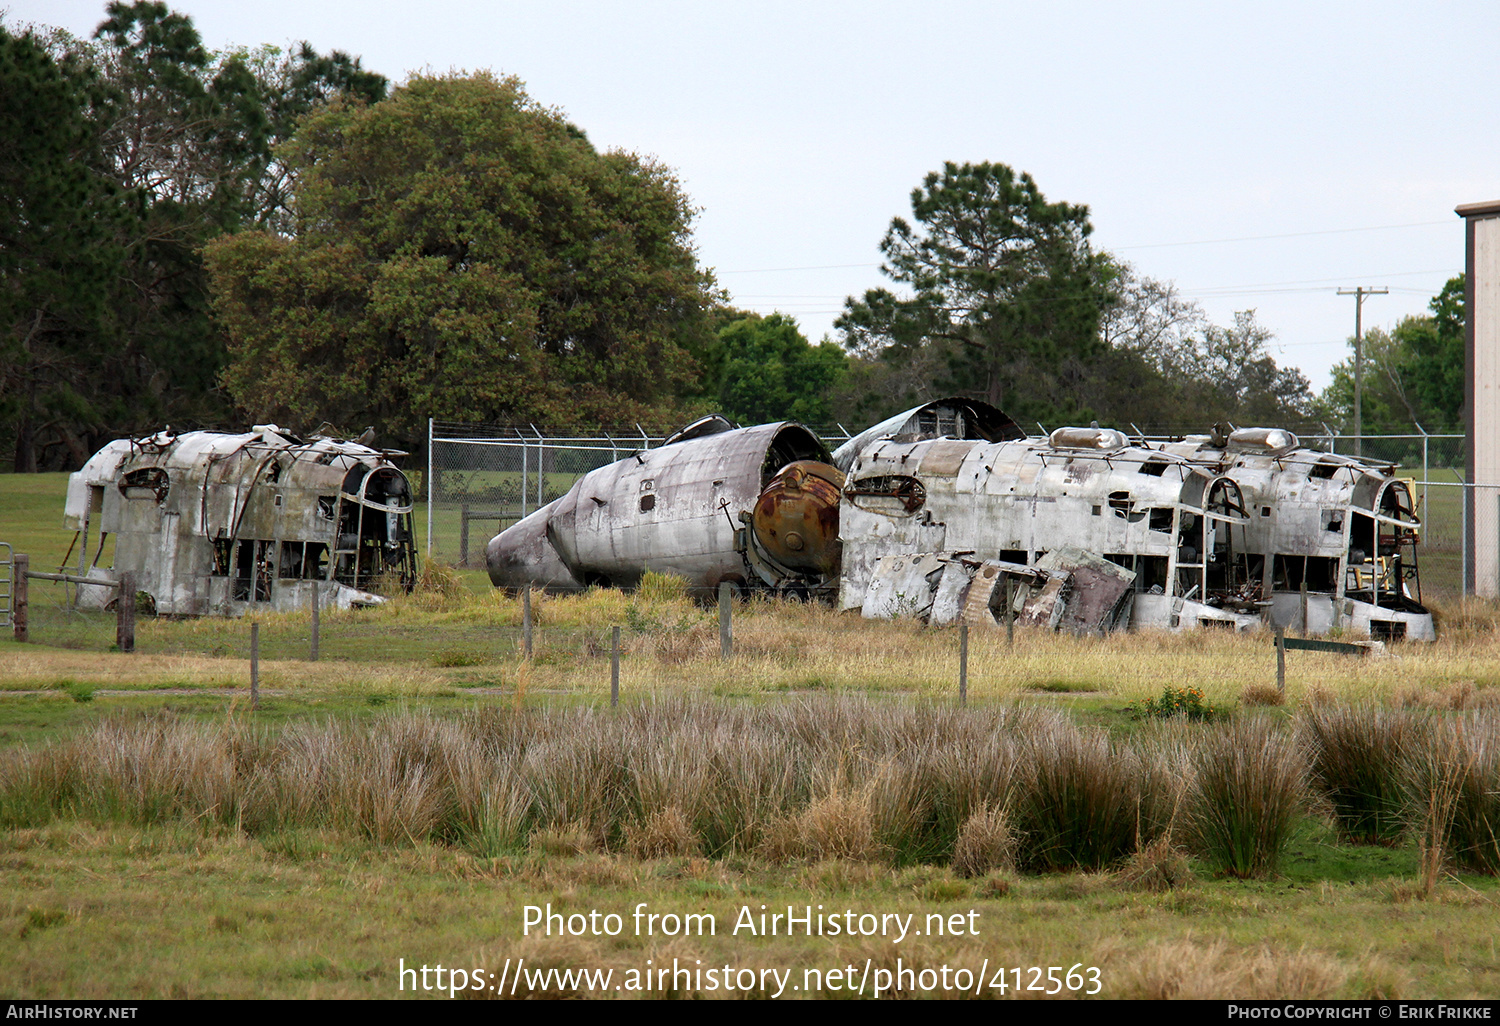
[0,647,461,695]
[6,585,1500,708]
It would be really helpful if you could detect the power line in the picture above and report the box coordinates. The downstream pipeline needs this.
[716,220,1456,275]
[718,262,877,275]
[1183,268,1459,295]
[1112,220,1452,251]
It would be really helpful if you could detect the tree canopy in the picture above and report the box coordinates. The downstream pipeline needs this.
[0,22,127,469]
[714,313,846,426]
[0,1,387,470]
[206,72,718,449]
[837,161,1115,423]
[1320,275,1466,433]
[835,165,1318,434]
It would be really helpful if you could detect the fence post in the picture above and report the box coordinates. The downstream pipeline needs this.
[959,622,969,705]
[1463,482,1470,599]
[116,570,136,653]
[1275,626,1286,693]
[1416,422,1430,518]
[522,585,533,659]
[310,580,320,662]
[520,432,529,520]
[718,582,732,659]
[460,502,470,568]
[1299,580,1309,636]
[13,554,27,644]
[426,417,434,559]
[1003,575,1014,648]
[610,625,620,708]
[250,622,260,709]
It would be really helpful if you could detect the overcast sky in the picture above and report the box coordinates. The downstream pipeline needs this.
[8,0,1496,407]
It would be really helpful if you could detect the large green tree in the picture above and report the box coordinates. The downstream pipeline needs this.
[837,162,1115,424]
[1320,276,1466,433]
[82,2,388,443]
[205,73,718,448]
[1087,264,1315,432]
[0,23,127,470]
[1404,275,1465,430]
[1,1,387,470]
[715,313,846,426]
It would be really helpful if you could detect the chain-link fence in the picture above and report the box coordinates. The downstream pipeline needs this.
[424,421,673,567]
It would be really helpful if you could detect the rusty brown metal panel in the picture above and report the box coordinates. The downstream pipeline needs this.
[1037,550,1136,633]
[751,461,844,576]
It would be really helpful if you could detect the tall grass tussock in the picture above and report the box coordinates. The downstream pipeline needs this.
[0,694,1365,878]
[7,692,1500,879]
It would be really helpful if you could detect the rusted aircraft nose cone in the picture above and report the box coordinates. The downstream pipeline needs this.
[751,460,844,575]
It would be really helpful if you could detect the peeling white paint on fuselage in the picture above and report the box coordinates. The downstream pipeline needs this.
[1152,431,1433,641]
[482,398,1435,641]
[65,426,417,617]
[839,428,1262,632]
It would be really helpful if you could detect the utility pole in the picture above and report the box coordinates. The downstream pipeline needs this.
[1336,286,1388,457]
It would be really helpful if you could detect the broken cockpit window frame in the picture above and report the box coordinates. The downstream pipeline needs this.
[119,468,170,503]
[846,475,927,516]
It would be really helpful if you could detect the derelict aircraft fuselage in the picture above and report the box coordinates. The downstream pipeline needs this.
[486,400,1433,640]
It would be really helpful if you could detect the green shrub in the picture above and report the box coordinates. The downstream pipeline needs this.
[1403,710,1500,876]
[61,681,95,704]
[1130,685,1219,722]
[1012,720,1145,871]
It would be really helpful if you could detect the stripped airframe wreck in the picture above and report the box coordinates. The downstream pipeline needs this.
[485,415,841,599]
[64,426,418,615]
[487,399,1435,640]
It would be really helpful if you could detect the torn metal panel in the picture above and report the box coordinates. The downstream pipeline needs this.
[65,426,417,617]
[1016,575,1070,630]
[956,560,1042,628]
[862,548,1136,635]
[861,552,951,619]
[1033,548,1136,633]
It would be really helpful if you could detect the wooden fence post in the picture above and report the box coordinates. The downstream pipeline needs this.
[250,622,260,709]
[1275,626,1286,693]
[522,585,533,659]
[718,582,732,659]
[460,503,471,568]
[959,622,969,706]
[13,554,27,644]
[310,579,320,662]
[1003,575,1014,648]
[610,625,620,708]
[116,570,136,653]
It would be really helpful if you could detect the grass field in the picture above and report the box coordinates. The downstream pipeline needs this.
[4,472,1500,1000]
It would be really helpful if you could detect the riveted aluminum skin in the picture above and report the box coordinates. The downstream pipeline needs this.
[486,421,830,595]
[1154,433,1434,641]
[64,426,417,616]
[840,432,1261,631]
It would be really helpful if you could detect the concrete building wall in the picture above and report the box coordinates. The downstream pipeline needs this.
[1459,200,1500,597]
